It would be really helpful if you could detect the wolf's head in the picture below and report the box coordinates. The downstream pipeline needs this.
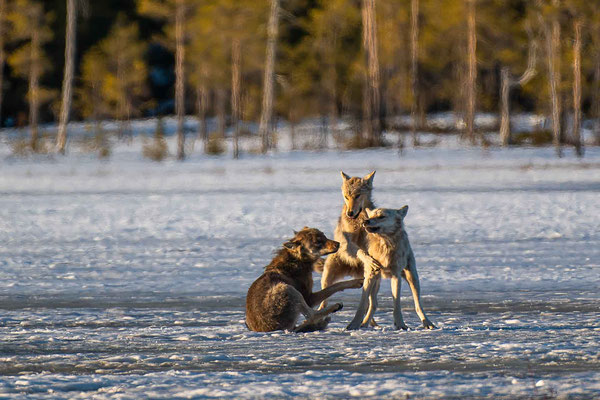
[340,171,375,219]
[363,206,408,236]
[283,227,340,261]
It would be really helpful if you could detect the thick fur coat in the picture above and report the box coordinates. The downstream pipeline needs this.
[246,227,363,332]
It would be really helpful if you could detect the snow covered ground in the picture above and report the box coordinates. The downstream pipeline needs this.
[0,131,599,398]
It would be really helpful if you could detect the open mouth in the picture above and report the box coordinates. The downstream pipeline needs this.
[365,226,380,233]
[348,207,362,219]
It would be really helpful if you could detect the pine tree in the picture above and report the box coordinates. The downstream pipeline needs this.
[79,15,147,135]
[8,0,54,152]
[304,0,361,146]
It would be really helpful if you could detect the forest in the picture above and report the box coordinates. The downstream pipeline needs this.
[0,0,598,158]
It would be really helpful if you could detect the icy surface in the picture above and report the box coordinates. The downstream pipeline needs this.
[0,138,599,399]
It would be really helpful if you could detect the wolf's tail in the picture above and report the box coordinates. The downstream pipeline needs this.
[313,258,325,273]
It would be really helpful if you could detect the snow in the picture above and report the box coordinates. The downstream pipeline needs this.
[0,127,599,398]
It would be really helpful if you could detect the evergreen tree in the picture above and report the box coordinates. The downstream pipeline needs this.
[7,0,54,151]
[79,15,147,135]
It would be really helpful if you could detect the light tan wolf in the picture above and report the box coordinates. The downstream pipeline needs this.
[318,171,384,327]
[346,206,436,330]
[245,227,363,332]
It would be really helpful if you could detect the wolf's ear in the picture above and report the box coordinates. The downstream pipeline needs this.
[397,205,409,219]
[363,171,376,185]
[293,230,299,235]
[283,241,298,250]
[365,208,374,217]
[341,171,350,181]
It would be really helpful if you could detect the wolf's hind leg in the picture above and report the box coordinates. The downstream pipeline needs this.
[403,263,435,329]
[294,301,343,333]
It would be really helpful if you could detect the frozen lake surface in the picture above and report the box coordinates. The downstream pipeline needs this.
[1,141,599,398]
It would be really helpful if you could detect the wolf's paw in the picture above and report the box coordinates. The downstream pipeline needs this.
[422,319,436,329]
[394,321,408,331]
[350,278,364,289]
[346,320,362,330]
[332,303,343,313]
[365,260,382,277]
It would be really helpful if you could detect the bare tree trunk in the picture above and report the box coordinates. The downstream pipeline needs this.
[410,0,420,147]
[362,0,381,147]
[327,35,338,142]
[594,43,600,145]
[0,0,6,128]
[231,38,241,159]
[572,17,583,157]
[216,88,226,138]
[290,117,296,150]
[500,36,537,146]
[546,0,562,157]
[499,67,511,146]
[465,0,477,145]
[196,83,208,146]
[29,28,41,152]
[56,0,77,154]
[175,0,185,160]
[258,0,279,153]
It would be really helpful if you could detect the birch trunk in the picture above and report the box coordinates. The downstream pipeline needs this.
[258,0,279,153]
[572,18,583,157]
[56,0,77,154]
[231,38,241,159]
[327,35,338,142]
[361,0,381,147]
[409,0,420,147]
[499,67,511,146]
[196,83,208,147]
[0,0,6,127]
[594,45,600,145]
[29,28,41,152]
[546,0,562,157]
[500,37,536,146]
[465,0,477,144]
[216,88,226,138]
[175,0,185,160]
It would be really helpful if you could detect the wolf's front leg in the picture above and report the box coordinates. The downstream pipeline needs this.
[391,275,408,330]
[318,255,337,310]
[361,277,380,327]
[356,249,383,272]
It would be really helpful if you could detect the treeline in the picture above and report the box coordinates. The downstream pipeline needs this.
[1,0,599,158]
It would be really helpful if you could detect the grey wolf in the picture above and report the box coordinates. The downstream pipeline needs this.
[318,171,383,327]
[246,227,363,332]
[346,206,436,330]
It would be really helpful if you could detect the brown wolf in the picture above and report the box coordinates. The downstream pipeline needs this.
[346,206,436,330]
[245,227,363,332]
[318,171,383,325]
